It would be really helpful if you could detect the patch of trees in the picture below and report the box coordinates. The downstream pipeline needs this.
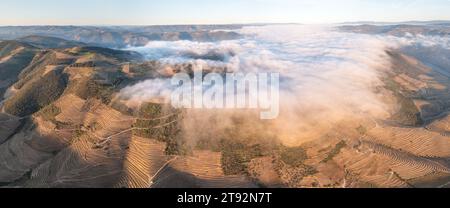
[51,58,75,65]
[321,141,347,163]
[75,79,114,104]
[220,140,266,175]
[194,118,280,176]
[279,146,318,177]
[70,61,96,68]
[38,104,61,122]
[132,103,188,155]
[280,146,308,167]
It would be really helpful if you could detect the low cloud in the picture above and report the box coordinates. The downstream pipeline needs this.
[118,24,419,146]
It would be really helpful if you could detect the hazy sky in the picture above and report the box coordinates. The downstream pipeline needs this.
[1,0,450,25]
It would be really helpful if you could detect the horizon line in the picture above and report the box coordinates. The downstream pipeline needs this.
[1,20,450,27]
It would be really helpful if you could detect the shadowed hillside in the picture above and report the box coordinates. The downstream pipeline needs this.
[17,35,86,49]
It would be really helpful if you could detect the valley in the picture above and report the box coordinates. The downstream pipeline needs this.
[0,23,449,188]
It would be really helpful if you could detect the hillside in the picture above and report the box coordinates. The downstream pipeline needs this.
[0,41,38,98]
[0,42,257,187]
[0,26,244,48]
[17,35,86,49]
[339,24,450,37]
[0,25,449,188]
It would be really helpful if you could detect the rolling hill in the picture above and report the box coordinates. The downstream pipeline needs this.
[0,26,244,48]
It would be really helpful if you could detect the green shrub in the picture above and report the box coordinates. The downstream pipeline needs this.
[356,125,367,135]
[138,103,163,118]
[38,104,61,122]
[321,141,347,163]
[280,146,308,167]
[72,129,85,139]
[220,140,265,175]
[132,103,187,155]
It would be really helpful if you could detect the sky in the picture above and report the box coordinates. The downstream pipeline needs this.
[1,0,450,25]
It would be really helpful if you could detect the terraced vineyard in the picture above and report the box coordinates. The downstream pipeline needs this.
[335,146,412,187]
[116,136,171,188]
[367,125,450,157]
[362,141,450,179]
[0,125,56,184]
[151,150,258,188]
[24,133,125,188]
[333,139,450,187]
[12,98,181,187]
[427,114,450,136]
